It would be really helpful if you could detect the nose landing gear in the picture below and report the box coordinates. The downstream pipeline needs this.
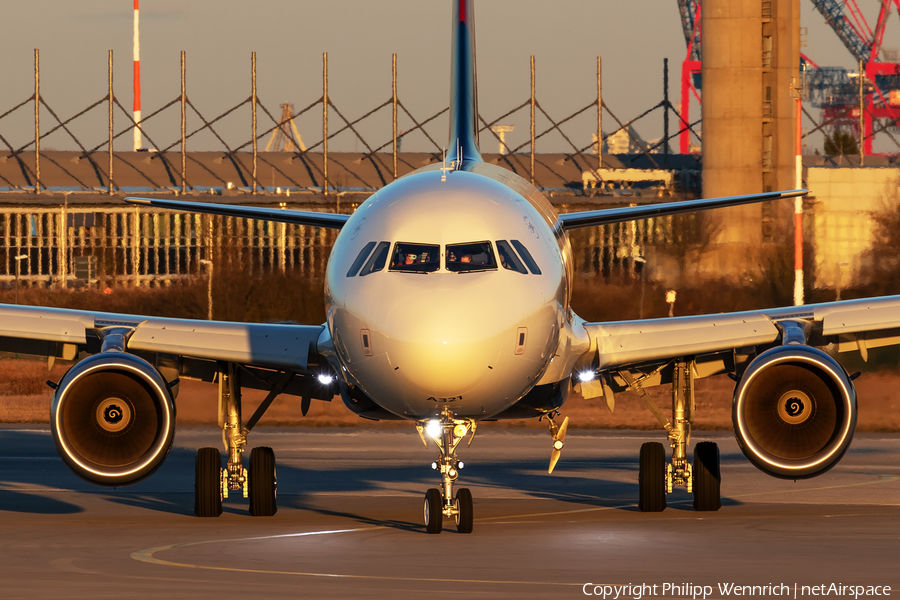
[539,410,569,473]
[417,407,476,534]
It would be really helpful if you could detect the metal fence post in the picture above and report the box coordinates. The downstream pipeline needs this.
[34,48,41,194]
[132,207,140,287]
[109,50,115,195]
[530,55,535,186]
[597,57,602,169]
[252,51,258,194]
[181,50,187,194]
[58,202,67,287]
[323,52,329,197]
[392,53,398,180]
[663,58,669,167]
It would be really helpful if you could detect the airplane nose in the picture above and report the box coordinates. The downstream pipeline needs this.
[383,287,508,398]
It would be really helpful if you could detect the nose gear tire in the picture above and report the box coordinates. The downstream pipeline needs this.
[194,447,223,518]
[455,488,473,533]
[424,488,442,534]
[249,446,277,517]
[639,442,667,512]
[692,441,722,511]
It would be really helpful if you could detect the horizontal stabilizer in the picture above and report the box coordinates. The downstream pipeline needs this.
[124,197,350,230]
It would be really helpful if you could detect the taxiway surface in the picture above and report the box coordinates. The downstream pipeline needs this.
[0,425,897,598]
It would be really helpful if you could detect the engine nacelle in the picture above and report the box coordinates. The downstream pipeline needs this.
[733,345,856,479]
[50,353,175,486]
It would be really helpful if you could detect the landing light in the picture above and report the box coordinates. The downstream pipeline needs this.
[426,419,442,438]
[578,371,596,383]
[317,373,335,385]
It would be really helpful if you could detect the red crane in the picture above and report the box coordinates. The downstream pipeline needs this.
[810,0,900,154]
[676,0,701,154]
[677,0,900,154]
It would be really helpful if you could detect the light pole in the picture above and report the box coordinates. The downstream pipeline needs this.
[635,255,646,319]
[666,289,677,318]
[200,259,213,320]
[14,254,27,304]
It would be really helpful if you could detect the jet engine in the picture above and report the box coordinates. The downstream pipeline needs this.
[50,352,175,486]
[732,345,856,479]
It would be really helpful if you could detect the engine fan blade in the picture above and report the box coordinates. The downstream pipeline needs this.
[548,416,569,474]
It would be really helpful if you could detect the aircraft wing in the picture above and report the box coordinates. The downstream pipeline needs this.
[124,197,350,230]
[0,304,324,375]
[557,190,806,231]
[577,295,900,386]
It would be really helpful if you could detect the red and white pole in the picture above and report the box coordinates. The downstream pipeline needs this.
[793,96,804,306]
[133,0,142,151]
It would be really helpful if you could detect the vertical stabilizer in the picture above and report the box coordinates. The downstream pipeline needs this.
[447,0,482,164]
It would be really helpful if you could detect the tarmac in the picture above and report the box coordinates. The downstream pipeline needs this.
[0,425,897,599]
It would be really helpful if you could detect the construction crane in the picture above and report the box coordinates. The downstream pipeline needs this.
[810,0,878,63]
[676,0,900,154]
[265,104,307,152]
[676,0,702,153]
[802,58,860,142]
[808,0,900,153]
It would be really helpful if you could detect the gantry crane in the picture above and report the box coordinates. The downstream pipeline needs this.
[676,0,900,154]
[809,0,900,154]
[676,0,701,153]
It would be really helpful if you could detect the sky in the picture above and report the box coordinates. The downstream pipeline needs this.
[0,1,897,155]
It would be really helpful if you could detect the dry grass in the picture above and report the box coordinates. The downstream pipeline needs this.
[0,358,71,396]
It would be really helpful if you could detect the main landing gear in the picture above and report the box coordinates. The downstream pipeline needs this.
[623,360,721,512]
[195,362,284,517]
[417,407,476,534]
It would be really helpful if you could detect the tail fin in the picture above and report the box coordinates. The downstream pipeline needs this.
[447,0,482,165]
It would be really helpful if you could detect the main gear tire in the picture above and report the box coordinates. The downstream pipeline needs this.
[249,446,277,517]
[194,447,222,518]
[693,441,722,511]
[639,442,667,512]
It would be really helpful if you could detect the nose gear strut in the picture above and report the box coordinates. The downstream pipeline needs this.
[417,407,476,534]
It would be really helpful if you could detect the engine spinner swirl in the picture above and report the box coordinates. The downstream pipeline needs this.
[776,389,813,425]
[96,397,132,433]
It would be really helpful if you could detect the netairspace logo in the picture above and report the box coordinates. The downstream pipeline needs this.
[582,584,894,599]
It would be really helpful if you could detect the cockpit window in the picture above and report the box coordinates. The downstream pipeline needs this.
[347,241,377,277]
[359,241,391,276]
[511,239,542,275]
[446,241,497,272]
[496,240,528,274]
[389,242,441,273]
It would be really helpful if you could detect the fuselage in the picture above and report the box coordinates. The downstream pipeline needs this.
[324,162,587,421]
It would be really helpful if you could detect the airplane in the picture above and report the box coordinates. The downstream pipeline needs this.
[1,0,897,534]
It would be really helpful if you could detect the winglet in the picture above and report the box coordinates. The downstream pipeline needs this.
[447,0,482,165]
